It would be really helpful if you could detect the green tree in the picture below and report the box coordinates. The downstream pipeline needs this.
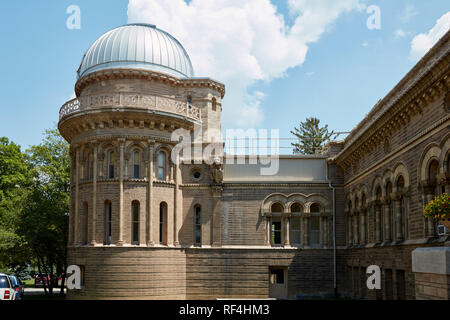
[291,117,335,155]
[0,138,31,273]
[19,129,70,295]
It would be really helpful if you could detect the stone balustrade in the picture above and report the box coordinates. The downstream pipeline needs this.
[59,93,201,122]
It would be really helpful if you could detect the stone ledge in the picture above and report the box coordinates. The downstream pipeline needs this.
[412,246,450,275]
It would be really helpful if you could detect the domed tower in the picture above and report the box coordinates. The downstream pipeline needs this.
[59,24,225,299]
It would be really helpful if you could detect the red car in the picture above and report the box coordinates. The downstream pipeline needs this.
[34,274,50,288]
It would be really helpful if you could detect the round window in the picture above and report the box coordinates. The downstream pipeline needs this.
[192,169,202,180]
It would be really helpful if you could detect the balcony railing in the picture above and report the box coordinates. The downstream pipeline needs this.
[59,93,201,122]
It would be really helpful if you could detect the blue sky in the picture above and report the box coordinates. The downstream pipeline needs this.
[0,0,449,152]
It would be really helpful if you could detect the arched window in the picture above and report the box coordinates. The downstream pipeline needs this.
[428,159,440,196]
[212,98,217,111]
[290,203,302,244]
[159,202,168,244]
[270,203,283,245]
[157,152,166,181]
[133,150,140,179]
[194,205,201,246]
[131,201,140,245]
[104,201,112,245]
[310,203,321,245]
[82,202,88,245]
[397,176,406,240]
[108,150,115,179]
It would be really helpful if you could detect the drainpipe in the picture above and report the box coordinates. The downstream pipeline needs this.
[326,161,337,298]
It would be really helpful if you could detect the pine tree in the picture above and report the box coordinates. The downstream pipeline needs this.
[291,117,335,155]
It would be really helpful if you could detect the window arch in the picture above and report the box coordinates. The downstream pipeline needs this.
[270,203,283,245]
[194,205,202,246]
[290,202,303,213]
[310,203,321,213]
[131,201,140,245]
[108,150,115,179]
[133,150,140,179]
[104,200,112,245]
[157,151,166,181]
[159,202,168,244]
[271,202,283,213]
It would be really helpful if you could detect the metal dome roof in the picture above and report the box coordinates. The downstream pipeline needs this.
[77,23,194,79]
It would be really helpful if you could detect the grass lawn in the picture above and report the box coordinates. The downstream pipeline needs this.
[23,279,34,288]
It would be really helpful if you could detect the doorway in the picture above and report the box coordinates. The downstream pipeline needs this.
[269,267,287,299]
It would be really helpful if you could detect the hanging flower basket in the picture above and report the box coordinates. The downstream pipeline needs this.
[423,193,450,228]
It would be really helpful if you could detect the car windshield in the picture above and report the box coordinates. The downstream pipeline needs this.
[0,276,10,288]
[9,276,18,286]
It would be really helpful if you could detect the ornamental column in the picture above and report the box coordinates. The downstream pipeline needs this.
[68,147,74,245]
[117,138,125,246]
[74,145,80,245]
[322,216,328,246]
[283,214,290,247]
[90,140,98,245]
[393,197,403,241]
[360,212,366,244]
[375,204,382,242]
[174,155,181,246]
[265,216,271,246]
[147,140,154,246]
[303,215,309,246]
[347,212,352,245]
[383,201,391,241]
[353,213,359,244]
[424,192,436,237]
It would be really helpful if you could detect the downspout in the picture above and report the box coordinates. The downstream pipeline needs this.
[326,160,337,298]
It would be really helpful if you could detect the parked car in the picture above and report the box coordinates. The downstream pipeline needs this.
[8,275,24,300]
[0,273,14,300]
[34,274,50,288]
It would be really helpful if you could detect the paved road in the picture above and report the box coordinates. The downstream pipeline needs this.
[24,287,66,295]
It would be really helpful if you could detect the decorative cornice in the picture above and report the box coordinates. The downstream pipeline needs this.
[335,31,450,168]
[75,69,226,98]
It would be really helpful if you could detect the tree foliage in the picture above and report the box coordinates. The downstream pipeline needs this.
[291,117,335,155]
[0,129,70,295]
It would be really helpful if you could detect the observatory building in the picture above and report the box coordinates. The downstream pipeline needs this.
[59,24,450,300]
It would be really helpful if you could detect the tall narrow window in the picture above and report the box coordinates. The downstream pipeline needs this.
[157,152,165,181]
[212,98,217,111]
[271,217,282,245]
[290,217,301,244]
[310,216,320,245]
[290,202,302,244]
[104,201,112,245]
[108,150,115,179]
[132,201,139,245]
[194,205,201,246]
[133,151,140,179]
[159,202,167,244]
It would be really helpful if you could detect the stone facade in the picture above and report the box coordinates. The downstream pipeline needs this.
[60,26,450,300]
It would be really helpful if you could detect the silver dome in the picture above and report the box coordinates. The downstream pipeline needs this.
[77,23,194,79]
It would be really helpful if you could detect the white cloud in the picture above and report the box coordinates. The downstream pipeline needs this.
[400,4,418,23]
[127,0,363,128]
[394,29,407,39]
[409,12,450,61]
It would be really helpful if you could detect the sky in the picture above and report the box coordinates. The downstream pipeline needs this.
[0,0,449,153]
